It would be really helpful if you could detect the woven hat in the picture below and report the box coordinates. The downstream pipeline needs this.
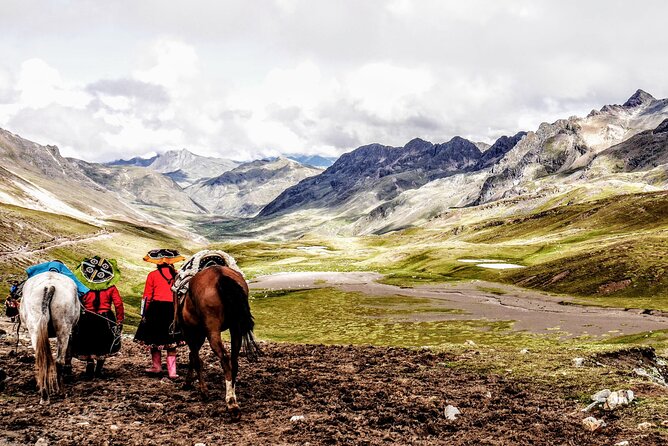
[143,249,185,265]
[75,256,121,290]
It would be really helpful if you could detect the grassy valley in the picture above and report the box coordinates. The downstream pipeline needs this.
[3,188,668,330]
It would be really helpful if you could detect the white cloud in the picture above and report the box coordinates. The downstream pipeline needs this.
[274,0,299,15]
[17,59,90,109]
[228,61,332,112]
[387,0,414,16]
[0,67,17,104]
[8,104,119,159]
[134,39,199,92]
[0,1,666,162]
[346,63,434,120]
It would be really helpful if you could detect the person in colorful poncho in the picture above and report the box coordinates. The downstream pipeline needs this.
[133,249,185,379]
[71,256,124,378]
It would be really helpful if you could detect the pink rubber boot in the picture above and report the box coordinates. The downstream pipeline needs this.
[166,351,179,379]
[145,349,162,374]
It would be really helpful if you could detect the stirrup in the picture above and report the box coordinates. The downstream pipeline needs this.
[168,321,181,337]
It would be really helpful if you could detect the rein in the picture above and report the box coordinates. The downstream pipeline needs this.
[169,289,189,336]
[79,304,119,325]
[13,318,21,351]
[6,293,23,351]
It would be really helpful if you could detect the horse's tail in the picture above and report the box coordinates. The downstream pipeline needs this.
[36,286,58,396]
[216,273,262,362]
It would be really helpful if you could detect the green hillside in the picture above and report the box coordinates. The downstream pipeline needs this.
[0,203,202,327]
[213,191,668,312]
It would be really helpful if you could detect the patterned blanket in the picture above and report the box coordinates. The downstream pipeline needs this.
[172,250,244,298]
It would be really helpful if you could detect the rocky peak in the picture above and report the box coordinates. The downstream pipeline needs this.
[236,156,298,171]
[332,144,397,170]
[476,131,527,169]
[163,148,196,160]
[403,138,433,151]
[45,144,61,157]
[623,89,656,108]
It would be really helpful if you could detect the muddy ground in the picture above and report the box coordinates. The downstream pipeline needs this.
[1,331,668,446]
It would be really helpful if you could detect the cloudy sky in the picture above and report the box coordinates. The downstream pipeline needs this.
[0,0,666,162]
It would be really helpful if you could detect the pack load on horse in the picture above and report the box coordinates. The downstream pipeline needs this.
[71,256,125,378]
[26,260,90,297]
[173,250,260,421]
[19,266,81,404]
[134,249,186,379]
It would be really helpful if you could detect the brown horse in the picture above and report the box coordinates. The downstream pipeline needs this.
[178,265,260,420]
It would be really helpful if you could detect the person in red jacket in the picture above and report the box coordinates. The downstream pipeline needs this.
[71,256,124,378]
[134,249,185,379]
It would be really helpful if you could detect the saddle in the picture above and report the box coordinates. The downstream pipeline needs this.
[172,250,244,303]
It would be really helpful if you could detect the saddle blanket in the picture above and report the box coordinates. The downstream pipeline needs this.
[172,250,244,298]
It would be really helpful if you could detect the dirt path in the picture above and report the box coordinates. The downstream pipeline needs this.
[249,272,668,337]
[0,231,115,261]
[1,321,666,446]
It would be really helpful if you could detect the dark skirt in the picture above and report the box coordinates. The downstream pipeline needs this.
[71,310,121,360]
[133,300,184,350]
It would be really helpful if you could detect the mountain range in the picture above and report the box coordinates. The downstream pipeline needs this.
[259,133,527,217]
[251,89,668,236]
[0,89,667,239]
[186,157,322,217]
[0,137,322,224]
[107,149,239,186]
[286,155,338,168]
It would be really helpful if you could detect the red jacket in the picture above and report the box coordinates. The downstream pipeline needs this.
[143,267,176,303]
[81,285,124,322]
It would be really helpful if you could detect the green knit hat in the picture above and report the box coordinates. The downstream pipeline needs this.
[75,256,121,291]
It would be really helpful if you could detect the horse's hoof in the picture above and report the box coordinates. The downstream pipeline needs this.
[229,406,241,422]
[39,399,49,405]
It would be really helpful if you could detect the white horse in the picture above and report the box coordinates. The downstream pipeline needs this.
[19,272,80,404]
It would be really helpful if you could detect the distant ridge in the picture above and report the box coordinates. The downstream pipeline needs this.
[108,148,238,186]
[287,154,338,168]
[185,157,321,217]
[107,155,157,167]
[259,135,490,217]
